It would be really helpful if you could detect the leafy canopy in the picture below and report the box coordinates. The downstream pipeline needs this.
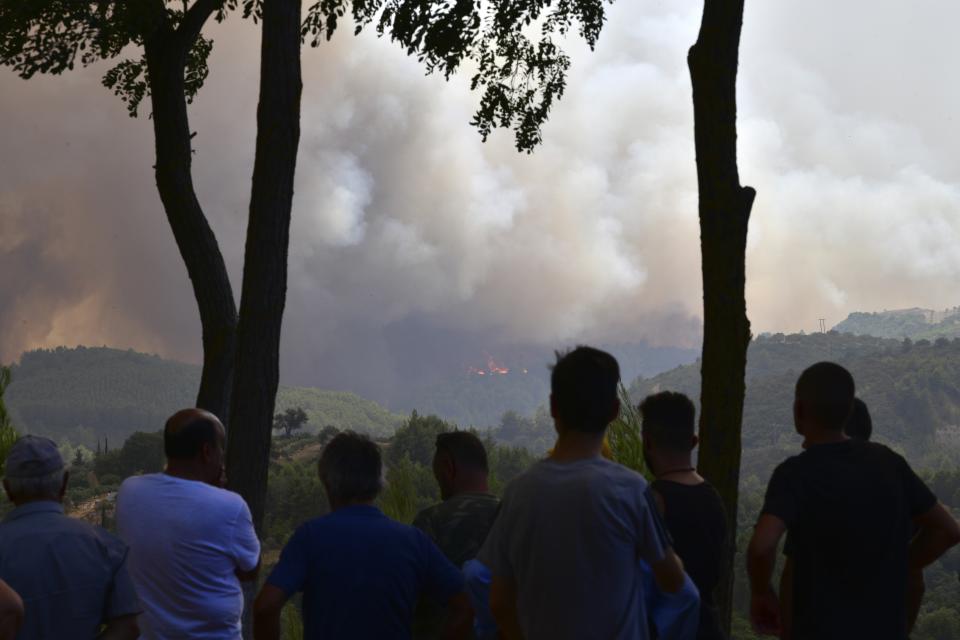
[273,406,309,437]
[0,0,612,150]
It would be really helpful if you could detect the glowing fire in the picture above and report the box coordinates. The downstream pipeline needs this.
[468,355,524,377]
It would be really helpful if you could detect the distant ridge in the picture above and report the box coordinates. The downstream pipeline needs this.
[5,346,404,448]
[833,306,960,340]
[629,331,960,478]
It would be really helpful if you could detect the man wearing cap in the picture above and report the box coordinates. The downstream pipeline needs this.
[0,435,140,639]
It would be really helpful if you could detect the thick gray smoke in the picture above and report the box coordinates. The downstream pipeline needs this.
[2,0,960,400]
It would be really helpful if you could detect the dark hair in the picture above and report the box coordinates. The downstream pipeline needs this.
[639,391,697,451]
[550,346,621,434]
[164,414,220,460]
[845,397,873,441]
[435,431,489,473]
[318,432,383,503]
[795,362,856,431]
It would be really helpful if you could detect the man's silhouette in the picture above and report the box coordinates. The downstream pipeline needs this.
[747,363,960,639]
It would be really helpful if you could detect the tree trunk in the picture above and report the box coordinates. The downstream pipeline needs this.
[688,0,755,634]
[225,0,302,530]
[145,31,238,423]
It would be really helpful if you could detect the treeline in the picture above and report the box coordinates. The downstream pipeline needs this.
[835,308,960,341]
[403,373,549,430]
[5,347,404,447]
[631,332,960,481]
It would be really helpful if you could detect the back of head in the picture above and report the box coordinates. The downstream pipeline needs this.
[845,398,873,441]
[435,431,489,474]
[319,432,383,505]
[640,391,697,451]
[4,435,66,502]
[164,409,220,461]
[795,362,856,431]
[551,346,621,434]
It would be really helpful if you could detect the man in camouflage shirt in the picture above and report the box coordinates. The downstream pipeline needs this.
[413,431,500,639]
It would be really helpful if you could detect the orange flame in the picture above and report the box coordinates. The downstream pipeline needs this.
[468,355,526,376]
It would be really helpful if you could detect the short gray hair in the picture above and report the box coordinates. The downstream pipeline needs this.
[318,432,383,504]
[5,468,66,501]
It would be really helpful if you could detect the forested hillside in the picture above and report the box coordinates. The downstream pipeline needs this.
[399,341,696,428]
[625,332,960,639]
[630,331,960,479]
[404,373,549,429]
[5,347,404,447]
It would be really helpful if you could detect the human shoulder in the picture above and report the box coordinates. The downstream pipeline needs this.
[447,492,500,513]
[413,503,442,532]
[770,452,805,477]
[50,511,129,565]
[590,458,651,496]
[858,440,901,460]
[117,472,159,495]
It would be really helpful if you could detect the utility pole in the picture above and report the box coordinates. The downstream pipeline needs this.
[818,318,827,334]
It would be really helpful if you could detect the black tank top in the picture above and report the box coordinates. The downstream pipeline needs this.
[651,479,728,640]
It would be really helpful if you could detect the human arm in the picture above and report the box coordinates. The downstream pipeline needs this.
[441,592,474,640]
[99,543,141,640]
[230,498,262,581]
[236,558,261,582]
[253,584,288,640]
[906,502,960,629]
[642,560,700,640]
[639,487,685,594]
[489,575,524,640]
[0,579,22,640]
[650,548,686,595]
[778,556,794,640]
[909,502,960,570]
[96,615,139,640]
[253,526,308,640]
[747,514,787,636]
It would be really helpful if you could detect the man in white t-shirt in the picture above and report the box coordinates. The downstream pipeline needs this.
[117,409,261,640]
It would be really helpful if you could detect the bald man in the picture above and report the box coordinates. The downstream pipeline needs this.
[117,409,261,640]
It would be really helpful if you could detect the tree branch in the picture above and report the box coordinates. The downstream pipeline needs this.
[178,0,224,47]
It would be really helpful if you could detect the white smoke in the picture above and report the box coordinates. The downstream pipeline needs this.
[2,0,960,397]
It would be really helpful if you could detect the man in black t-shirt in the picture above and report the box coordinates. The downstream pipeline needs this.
[747,362,960,639]
[778,396,874,638]
[641,391,728,640]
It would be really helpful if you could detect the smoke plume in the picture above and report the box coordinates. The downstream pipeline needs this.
[2,0,960,401]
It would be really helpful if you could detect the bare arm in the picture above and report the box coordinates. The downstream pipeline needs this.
[253,584,288,640]
[441,592,474,640]
[96,615,139,640]
[0,580,22,640]
[489,576,524,640]
[906,502,960,629]
[236,557,262,583]
[747,514,787,636]
[650,548,686,595]
[909,502,960,570]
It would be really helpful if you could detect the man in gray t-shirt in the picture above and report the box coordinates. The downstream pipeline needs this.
[477,347,687,640]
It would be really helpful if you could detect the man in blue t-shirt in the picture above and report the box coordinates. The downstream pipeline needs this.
[253,432,472,640]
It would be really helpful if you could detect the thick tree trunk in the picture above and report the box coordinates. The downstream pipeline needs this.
[145,32,238,423]
[225,0,302,530]
[688,0,755,634]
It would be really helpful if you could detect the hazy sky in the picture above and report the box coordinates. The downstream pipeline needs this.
[2,0,959,397]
